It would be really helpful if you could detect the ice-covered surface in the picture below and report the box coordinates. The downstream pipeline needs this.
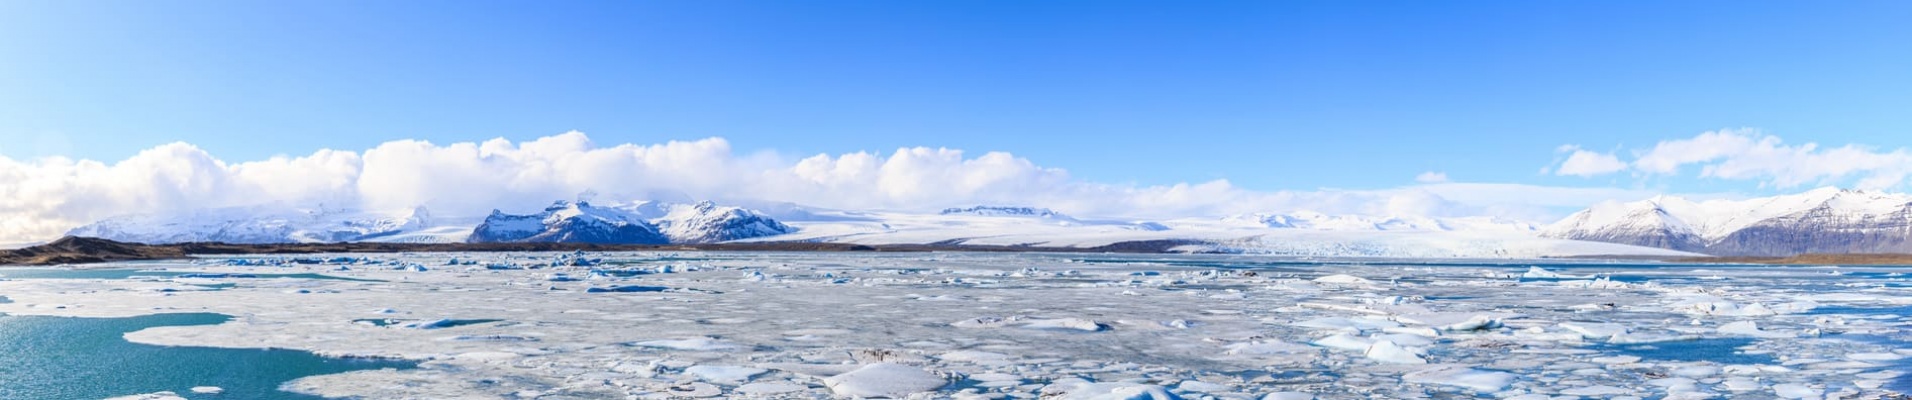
[760,208,1694,258]
[3,252,1909,398]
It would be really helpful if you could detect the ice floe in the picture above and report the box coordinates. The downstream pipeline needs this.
[1,252,1907,398]
[821,363,947,397]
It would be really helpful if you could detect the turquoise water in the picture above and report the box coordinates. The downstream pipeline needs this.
[1594,338,1774,365]
[0,313,416,399]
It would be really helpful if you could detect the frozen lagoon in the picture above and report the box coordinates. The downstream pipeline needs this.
[1,252,1909,399]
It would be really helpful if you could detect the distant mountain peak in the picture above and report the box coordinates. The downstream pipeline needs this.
[1545,189,1912,256]
[939,206,1066,218]
[66,204,431,244]
[468,199,795,245]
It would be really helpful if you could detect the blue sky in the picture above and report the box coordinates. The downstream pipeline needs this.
[2,1,1911,195]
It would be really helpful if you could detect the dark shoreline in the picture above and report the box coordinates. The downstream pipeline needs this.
[0,236,1205,266]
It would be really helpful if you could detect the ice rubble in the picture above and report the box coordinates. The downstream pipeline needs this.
[1,252,1908,398]
[820,363,946,397]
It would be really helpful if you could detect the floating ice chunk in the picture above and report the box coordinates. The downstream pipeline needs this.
[1364,340,1427,364]
[454,351,523,362]
[632,337,742,351]
[1401,365,1515,392]
[189,386,223,394]
[758,362,861,378]
[1175,380,1233,393]
[1849,352,1903,361]
[1312,274,1375,285]
[1590,355,1641,364]
[939,350,1014,365]
[684,365,767,383]
[951,316,1019,328]
[1396,312,1510,332]
[1041,380,1181,400]
[1021,318,1111,332]
[664,382,722,397]
[1678,297,1778,316]
[734,381,807,395]
[1224,341,1315,356]
[1292,316,1400,331]
[1310,333,1374,351]
[1262,392,1312,400]
[822,363,948,398]
[1772,383,1821,399]
[1383,326,1440,338]
[1722,377,1761,392]
[1669,365,1720,377]
[1717,321,1793,338]
[1374,333,1434,347]
[1770,301,1818,314]
[1561,385,1630,396]
[1558,322,1630,340]
[1649,377,1699,389]
[1522,266,1592,279]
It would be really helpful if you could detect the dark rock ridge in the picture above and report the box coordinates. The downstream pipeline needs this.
[0,236,186,265]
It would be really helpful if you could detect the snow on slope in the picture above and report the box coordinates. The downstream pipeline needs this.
[1544,187,1912,255]
[753,206,1690,258]
[467,200,795,244]
[63,199,1687,258]
[67,205,445,244]
[468,200,669,244]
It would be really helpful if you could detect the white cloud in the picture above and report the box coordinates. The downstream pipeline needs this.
[1552,145,1629,177]
[1554,129,1912,190]
[0,131,1659,242]
[1415,171,1449,183]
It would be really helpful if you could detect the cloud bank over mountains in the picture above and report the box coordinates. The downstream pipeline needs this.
[0,131,1662,242]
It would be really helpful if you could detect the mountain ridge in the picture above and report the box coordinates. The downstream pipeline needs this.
[1544,187,1912,256]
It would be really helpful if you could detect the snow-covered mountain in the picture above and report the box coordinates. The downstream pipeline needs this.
[653,201,798,243]
[67,205,438,244]
[1543,187,1912,256]
[468,200,795,244]
[468,200,669,244]
[61,200,1695,258]
[940,206,1072,219]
